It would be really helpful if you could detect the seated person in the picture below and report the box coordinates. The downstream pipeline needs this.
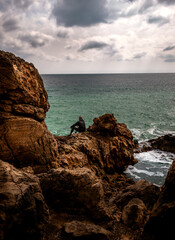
[69,116,86,136]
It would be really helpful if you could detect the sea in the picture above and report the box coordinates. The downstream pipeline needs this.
[42,73,175,186]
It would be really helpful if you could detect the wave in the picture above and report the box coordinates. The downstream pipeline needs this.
[135,150,175,165]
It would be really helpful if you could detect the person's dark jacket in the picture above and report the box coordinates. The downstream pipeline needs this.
[71,119,86,132]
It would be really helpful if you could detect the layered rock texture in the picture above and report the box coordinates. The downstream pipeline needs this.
[148,134,175,154]
[56,114,137,179]
[0,51,58,172]
[1,51,175,240]
[0,160,49,240]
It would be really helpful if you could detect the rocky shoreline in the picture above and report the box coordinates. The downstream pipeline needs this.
[0,51,175,240]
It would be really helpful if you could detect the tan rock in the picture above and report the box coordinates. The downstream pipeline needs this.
[0,51,58,172]
[56,114,137,178]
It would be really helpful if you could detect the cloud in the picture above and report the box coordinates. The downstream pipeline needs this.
[52,0,109,27]
[147,15,169,26]
[158,0,175,5]
[160,54,175,62]
[2,18,19,32]
[19,32,52,48]
[163,45,175,51]
[79,40,109,52]
[0,0,34,12]
[138,0,154,14]
[133,52,146,59]
[57,29,70,39]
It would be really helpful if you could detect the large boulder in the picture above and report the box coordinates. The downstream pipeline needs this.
[148,134,175,154]
[63,220,111,240]
[0,160,49,240]
[56,114,137,178]
[114,180,161,210]
[122,198,148,229]
[0,51,58,172]
[143,159,175,240]
[38,167,110,220]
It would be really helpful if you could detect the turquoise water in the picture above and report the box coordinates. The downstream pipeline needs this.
[42,74,175,185]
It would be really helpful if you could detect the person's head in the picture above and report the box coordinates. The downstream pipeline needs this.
[79,116,83,121]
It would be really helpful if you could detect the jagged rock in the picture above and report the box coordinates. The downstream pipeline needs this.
[134,134,175,154]
[122,198,147,229]
[0,51,58,172]
[38,167,111,220]
[0,160,49,240]
[56,114,137,178]
[63,220,111,240]
[143,159,175,240]
[114,180,161,210]
[148,134,175,154]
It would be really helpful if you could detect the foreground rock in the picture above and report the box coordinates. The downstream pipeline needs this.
[148,134,175,154]
[38,167,111,220]
[143,159,175,240]
[122,198,147,229]
[0,160,49,240]
[134,134,175,154]
[63,221,111,240]
[0,51,58,172]
[56,114,137,179]
[114,180,160,210]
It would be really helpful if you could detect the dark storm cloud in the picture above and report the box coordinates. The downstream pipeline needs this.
[158,0,175,5]
[147,16,169,26]
[2,19,19,32]
[57,30,70,38]
[133,52,146,59]
[19,34,46,48]
[163,45,175,51]
[52,0,109,27]
[79,41,109,52]
[0,0,33,12]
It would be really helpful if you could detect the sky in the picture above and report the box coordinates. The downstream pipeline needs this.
[0,0,175,74]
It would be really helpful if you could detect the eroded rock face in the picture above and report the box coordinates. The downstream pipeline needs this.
[56,114,137,178]
[143,159,175,240]
[122,198,147,229]
[63,221,111,240]
[0,51,58,172]
[114,180,161,210]
[148,134,175,154]
[0,160,49,240]
[38,167,110,220]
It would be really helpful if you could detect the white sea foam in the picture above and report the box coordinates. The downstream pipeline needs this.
[125,166,164,177]
[135,150,175,165]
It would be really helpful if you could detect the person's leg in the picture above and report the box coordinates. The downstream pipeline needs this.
[69,126,74,136]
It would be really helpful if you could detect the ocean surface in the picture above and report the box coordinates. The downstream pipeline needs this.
[42,73,175,186]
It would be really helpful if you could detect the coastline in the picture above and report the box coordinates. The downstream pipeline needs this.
[0,51,175,240]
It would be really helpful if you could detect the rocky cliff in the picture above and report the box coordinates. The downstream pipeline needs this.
[56,113,137,180]
[1,51,175,240]
[0,51,58,172]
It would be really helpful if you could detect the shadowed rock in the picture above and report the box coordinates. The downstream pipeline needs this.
[0,160,49,240]
[38,167,111,220]
[143,159,175,240]
[63,220,111,240]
